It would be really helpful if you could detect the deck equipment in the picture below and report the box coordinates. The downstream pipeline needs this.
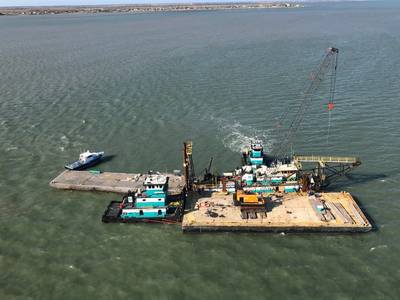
[294,155,361,190]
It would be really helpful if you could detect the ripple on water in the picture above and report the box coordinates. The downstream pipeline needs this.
[1,5,400,299]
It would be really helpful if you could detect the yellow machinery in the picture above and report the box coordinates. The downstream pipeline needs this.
[233,190,266,206]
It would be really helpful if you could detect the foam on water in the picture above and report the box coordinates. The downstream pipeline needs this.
[5,146,18,152]
[219,120,275,153]
[369,245,388,252]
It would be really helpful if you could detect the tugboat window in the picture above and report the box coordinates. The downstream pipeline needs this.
[139,210,144,215]
[158,210,162,215]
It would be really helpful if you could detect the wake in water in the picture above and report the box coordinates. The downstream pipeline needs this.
[213,116,276,153]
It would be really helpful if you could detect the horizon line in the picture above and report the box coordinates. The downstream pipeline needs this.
[0,0,364,9]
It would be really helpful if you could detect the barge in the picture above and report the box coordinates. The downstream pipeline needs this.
[182,191,372,233]
[50,170,185,195]
[49,140,372,233]
[182,140,372,233]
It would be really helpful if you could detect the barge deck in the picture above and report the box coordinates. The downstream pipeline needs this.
[50,170,185,195]
[182,192,372,233]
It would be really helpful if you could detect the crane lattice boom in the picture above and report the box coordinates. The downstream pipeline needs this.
[274,47,339,157]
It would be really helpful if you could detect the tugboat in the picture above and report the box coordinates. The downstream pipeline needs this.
[248,140,264,166]
[65,150,104,170]
[102,173,184,223]
[241,140,265,167]
[238,141,300,194]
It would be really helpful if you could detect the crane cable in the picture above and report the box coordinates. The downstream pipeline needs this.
[326,49,338,146]
[326,109,332,145]
[273,48,339,157]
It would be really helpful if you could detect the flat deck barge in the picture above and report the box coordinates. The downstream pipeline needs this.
[182,192,372,233]
[50,170,185,195]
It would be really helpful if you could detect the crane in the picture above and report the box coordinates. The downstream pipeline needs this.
[202,157,214,183]
[273,47,339,157]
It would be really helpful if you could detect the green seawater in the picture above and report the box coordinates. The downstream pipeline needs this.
[1,1,400,299]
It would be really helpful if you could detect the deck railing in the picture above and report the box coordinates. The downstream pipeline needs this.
[293,155,360,164]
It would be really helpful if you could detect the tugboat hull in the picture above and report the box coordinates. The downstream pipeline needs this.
[102,201,183,224]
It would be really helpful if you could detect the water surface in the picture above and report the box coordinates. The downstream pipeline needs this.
[1,2,400,299]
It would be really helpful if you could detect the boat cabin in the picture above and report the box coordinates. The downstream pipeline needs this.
[143,174,168,197]
[79,151,94,162]
[251,140,263,152]
[120,207,167,219]
[249,141,264,166]
[135,196,166,208]
[78,150,103,163]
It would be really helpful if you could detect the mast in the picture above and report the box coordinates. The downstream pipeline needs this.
[183,141,195,191]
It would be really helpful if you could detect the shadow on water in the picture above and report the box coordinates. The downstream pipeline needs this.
[352,194,378,232]
[100,154,116,164]
[79,155,116,172]
[320,172,389,191]
[90,154,116,169]
[344,173,388,185]
[326,172,388,232]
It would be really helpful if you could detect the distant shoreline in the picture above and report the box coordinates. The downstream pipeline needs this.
[0,3,303,16]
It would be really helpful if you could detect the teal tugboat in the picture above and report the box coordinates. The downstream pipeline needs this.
[248,140,264,166]
[239,140,300,194]
[102,173,184,223]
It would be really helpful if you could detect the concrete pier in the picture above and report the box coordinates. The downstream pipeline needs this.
[50,170,185,195]
[182,192,372,233]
